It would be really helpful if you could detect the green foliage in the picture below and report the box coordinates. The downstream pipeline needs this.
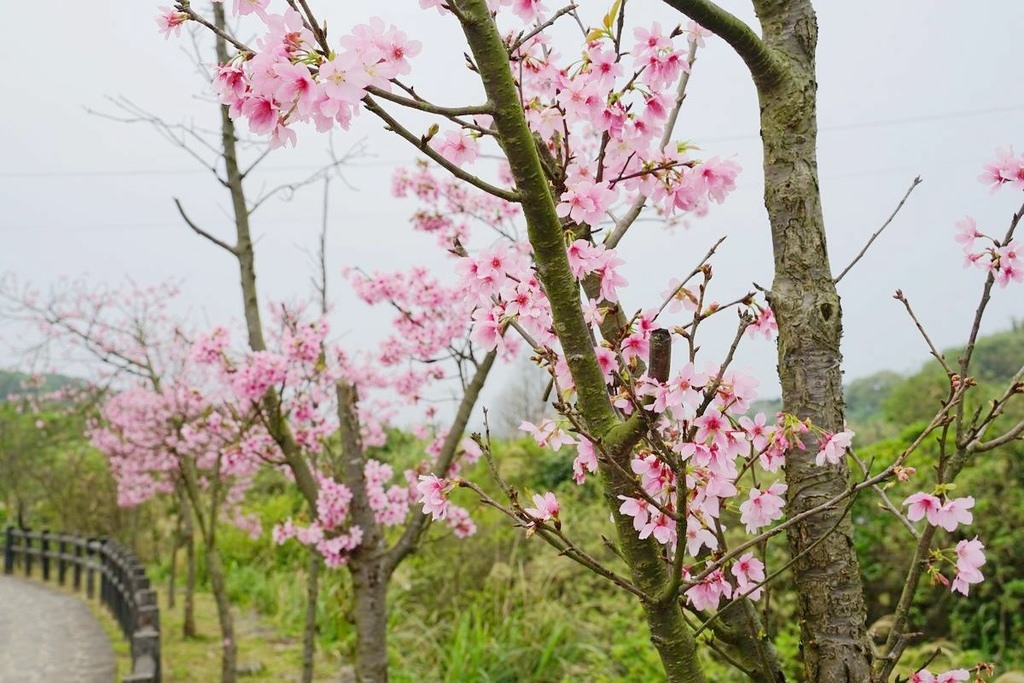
[851,326,1024,669]
[0,397,124,536]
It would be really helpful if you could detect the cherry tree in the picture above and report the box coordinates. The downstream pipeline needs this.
[0,278,216,646]
[150,7,505,681]
[151,1,1024,682]
[89,359,264,683]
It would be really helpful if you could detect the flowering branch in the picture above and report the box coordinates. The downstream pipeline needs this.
[362,95,519,203]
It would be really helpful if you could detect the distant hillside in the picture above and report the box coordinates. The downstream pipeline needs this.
[749,324,1024,440]
[0,369,84,400]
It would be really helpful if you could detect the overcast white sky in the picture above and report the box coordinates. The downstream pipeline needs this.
[2,1,1023,419]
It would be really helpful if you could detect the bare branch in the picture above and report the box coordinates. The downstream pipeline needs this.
[660,0,784,89]
[365,85,492,118]
[176,1,253,54]
[893,290,954,377]
[835,176,922,284]
[508,3,579,54]
[173,198,238,255]
[86,96,227,185]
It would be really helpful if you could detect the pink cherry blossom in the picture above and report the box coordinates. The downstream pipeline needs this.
[731,552,766,601]
[524,491,560,522]
[933,495,974,532]
[814,429,854,466]
[416,474,452,520]
[739,482,787,534]
[951,536,986,596]
[685,568,732,612]
[903,492,942,526]
[156,7,188,38]
[432,130,480,166]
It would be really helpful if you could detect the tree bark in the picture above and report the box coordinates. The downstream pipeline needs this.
[180,457,236,683]
[752,2,872,680]
[184,506,198,639]
[302,547,320,683]
[206,543,238,683]
[349,558,389,683]
[168,512,179,611]
[178,483,198,638]
[659,0,874,678]
[451,2,707,680]
[336,382,390,683]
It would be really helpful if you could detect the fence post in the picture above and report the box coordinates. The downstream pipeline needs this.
[135,588,160,635]
[9,530,162,683]
[86,538,97,599]
[41,529,51,582]
[73,539,83,591]
[24,529,33,578]
[58,536,68,586]
[100,540,109,609]
[3,526,13,575]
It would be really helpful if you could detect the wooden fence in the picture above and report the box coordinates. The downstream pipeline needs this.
[3,526,161,683]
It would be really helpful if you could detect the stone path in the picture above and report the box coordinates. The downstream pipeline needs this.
[0,574,116,683]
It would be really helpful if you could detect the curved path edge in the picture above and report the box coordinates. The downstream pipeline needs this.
[0,574,116,683]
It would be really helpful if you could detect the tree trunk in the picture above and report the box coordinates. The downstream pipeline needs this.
[336,383,390,682]
[168,515,178,611]
[754,1,872,679]
[178,484,198,638]
[302,547,320,683]
[450,2,708,680]
[183,509,198,639]
[350,558,389,683]
[207,544,238,683]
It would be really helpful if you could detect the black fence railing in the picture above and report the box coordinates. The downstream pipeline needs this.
[3,526,161,683]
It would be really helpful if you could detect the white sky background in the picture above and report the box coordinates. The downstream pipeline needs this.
[2,1,1023,422]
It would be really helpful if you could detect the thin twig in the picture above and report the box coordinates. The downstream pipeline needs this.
[362,95,520,203]
[835,176,922,284]
[894,290,954,376]
[173,198,237,255]
[508,4,579,53]
[176,1,253,54]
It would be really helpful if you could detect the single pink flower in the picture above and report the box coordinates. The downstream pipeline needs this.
[524,491,560,522]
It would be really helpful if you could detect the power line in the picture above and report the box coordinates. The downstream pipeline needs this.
[2,103,1022,179]
[701,103,1024,144]
[0,160,403,179]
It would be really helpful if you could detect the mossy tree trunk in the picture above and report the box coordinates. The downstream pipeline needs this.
[661,1,873,679]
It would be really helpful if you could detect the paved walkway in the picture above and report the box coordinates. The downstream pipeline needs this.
[0,574,116,683]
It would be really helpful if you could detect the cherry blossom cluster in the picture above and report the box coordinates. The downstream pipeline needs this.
[908,669,971,683]
[947,537,987,597]
[955,216,1022,288]
[954,149,1024,288]
[415,473,477,538]
[510,363,828,613]
[900,491,986,596]
[978,146,1024,193]
[272,473,360,567]
[212,5,419,148]
[2,276,187,384]
[903,493,975,532]
[190,298,487,561]
[391,161,521,248]
[345,266,475,399]
[160,1,740,234]
[394,177,800,614]
[90,380,261,535]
